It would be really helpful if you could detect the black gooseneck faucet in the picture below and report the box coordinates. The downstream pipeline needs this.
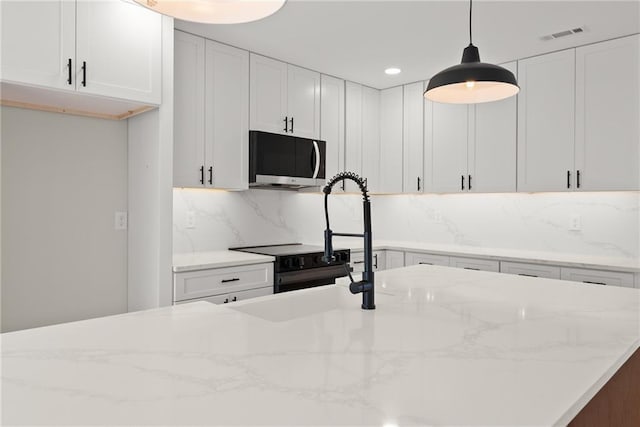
[322,172,375,310]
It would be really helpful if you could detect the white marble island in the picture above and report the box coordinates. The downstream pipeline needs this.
[2,265,639,425]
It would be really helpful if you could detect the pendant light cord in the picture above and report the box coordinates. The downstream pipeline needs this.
[469,0,473,45]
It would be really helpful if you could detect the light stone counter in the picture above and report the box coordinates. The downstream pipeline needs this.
[173,250,275,272]
[2,265,639,425]
[326,238,640,272]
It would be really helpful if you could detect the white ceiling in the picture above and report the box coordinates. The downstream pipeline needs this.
[176,1,640,89]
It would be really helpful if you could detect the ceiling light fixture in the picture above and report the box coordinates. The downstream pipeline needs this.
[424,0,519,104]
[385,67,402,75]
[133,0,287,24]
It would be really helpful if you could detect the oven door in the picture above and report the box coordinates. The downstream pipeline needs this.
[274,264,348,293]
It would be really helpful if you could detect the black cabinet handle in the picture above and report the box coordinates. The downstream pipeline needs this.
[461,175,465,191]
[81,61,86,87]
[583,280,606,286]
[283,116,288,132]
[290,117,294,133]
[567,170,571,189]
[232,296,237,302]
[518,273,538,277]
[577,170,581,189]
[353,260,365,265]
[468,175,472,190]
[341,181,345,191]
[223,298,229,303]
[463,267,480,271]
[208,166,213,185]
[67,58,72,85]
[373,254,378,269]
[221,277,240,283]
[417,176,421,191]
[199,166,204,184]
[418,262,433,265]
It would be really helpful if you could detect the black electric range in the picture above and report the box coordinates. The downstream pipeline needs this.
[231,244,350,294]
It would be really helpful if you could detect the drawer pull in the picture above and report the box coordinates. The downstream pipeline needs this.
[232,296,237,302]
[221,277,240,283]
[418,262,433,265]
[352,260,365,265]
[223,298,229,303]
[463,267,480,271]
[518,273,538,278]
[583,280,606,286]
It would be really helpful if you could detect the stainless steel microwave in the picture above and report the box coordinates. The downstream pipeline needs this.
[249,131,326,189]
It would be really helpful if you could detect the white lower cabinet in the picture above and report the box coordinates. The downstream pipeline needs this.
[350,250,385,273]
[385,250,405,269]
[560,267,635,288]
[405,252,449,267]
[173,263,273,303]
[500,261,561,279]
[449,256,500,272]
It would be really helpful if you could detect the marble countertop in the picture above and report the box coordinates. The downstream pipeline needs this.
[326,238,640,272]
[3,265,639,425]
[173,250,275,272]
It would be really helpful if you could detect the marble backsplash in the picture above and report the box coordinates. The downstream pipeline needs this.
[173,188,639,260]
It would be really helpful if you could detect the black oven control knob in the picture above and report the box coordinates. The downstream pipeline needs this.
[297,256,305,268]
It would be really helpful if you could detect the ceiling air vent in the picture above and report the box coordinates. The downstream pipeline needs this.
[541,27,586,41]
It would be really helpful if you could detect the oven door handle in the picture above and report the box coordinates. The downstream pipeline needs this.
[277,264,348,285]
[312,140,320,179]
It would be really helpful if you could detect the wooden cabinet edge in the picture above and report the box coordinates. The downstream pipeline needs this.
[1,98,156,121]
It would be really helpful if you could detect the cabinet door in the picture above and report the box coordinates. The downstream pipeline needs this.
[361,86,381,192]
[560,267,634,288]
[469,61,517,193]
[380,86,403,193]
[405,252,449,267]
[173,31,205,188]
[320,75,345,186]
[205,40,249,190]
[287,65,320,139]
[249,54,288,135]
[76,0,161,104]
[344,81,363,192]
[403,82,425,193]
[350,251,385,273]
[575,35,640,191]
[430,103,469,193]
[1,0,75,91]
[517,49,575,192]
[385,251,405,269]
[449,256,500,272]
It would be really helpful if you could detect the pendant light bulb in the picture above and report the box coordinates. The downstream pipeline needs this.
[424,0,519,104]
[132,0,287,24]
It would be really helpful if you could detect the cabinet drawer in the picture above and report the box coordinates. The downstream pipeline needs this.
[350,250,385,273]
[560,267,635,288]
[174,294,231,305]
[405,252,450,267]
[500,261,561,279]
[174,263,274,302]
[449,256,500,272]
[175,286,273,305]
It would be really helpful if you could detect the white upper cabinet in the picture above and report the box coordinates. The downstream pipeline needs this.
[470,61,517,193]
[517,49,576,192]
[380,86,403,193]
[320,74,345,187]
[174,31,205,188]
[75,0,161,104]
[1,0,162,106]
[174,31,249,190]
[204,40,249,190]
[344,82,380,193]
[1,0,75,90]
[250,54,320,138]
[575,35,639,191]
[430,102,469,193]
[403,82,425,193]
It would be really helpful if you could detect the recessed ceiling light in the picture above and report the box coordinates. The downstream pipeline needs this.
[385,68,402,75]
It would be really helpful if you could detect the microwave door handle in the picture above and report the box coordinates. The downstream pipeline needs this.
[312,140,320,179]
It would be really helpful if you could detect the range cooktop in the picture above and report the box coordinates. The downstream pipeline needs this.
[232,244,326,257]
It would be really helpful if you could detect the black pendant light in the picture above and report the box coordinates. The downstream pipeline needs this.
[424,0,519,104]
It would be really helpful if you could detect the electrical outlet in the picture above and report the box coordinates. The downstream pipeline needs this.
[569,215,582,231]
[114,212,128,230]
[186,210,196,229]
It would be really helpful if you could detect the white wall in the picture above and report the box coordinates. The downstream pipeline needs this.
[174,188,639,261]
[1,106,128,332]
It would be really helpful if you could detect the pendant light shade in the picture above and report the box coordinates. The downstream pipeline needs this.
[133,0,286,24]
[424,0,519,104]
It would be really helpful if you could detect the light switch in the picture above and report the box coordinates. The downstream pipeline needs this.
[569,215,582,231]
[115,212,128,230]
